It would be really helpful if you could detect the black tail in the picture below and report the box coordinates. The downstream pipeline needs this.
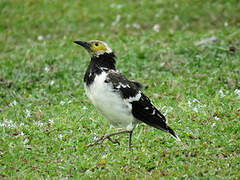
[167,126,181,142]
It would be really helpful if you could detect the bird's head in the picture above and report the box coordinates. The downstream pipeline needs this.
[74,40,113,57]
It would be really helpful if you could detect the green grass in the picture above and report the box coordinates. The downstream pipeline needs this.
[1,0,240,179]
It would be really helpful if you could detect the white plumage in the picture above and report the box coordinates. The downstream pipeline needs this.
[84,71,140,131]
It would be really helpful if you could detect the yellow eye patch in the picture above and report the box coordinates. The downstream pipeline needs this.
[92,42,106,51]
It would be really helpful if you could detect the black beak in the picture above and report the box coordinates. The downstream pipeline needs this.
[73,41,91,49]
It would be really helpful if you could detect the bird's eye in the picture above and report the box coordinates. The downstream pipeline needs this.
[95,43,99,46]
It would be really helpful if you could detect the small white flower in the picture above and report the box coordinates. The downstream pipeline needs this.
[234,89,240,94]
[0,122,6,128]
[25,109,31,118]
[68,100,72,104]
[214,116,220,120]
[153,24,160,32]
[10,100,17,107]
[13,100,17,105]
[7,120,17,128]
[163,109,168,116]
[211,123,216,128]
[224,22,228,27]
[60,101,65,105]
[187,100,191,107]
[20,132,24,136]
[49,119,54,124]
[219,90,225,98]
[234,89,240,97]
[193,107,198,112]
[20,122,24,126]
[109,124,114,129]
[37,35,44,41]
[193,98,200,103]
[36,121,43,127]
[58,134,63,140]
[133,23,140,29]
[93,133,98,142]
[50,80,54,86]
[162,106,172,116]
[44,66,49,72]
[82,106,87,110]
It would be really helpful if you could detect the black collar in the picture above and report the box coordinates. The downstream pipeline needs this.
[84,52,116,86]
[91,52,116,70]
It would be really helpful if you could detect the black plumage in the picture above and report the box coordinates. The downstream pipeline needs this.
[131,93,179,139]
[105,71,142,99]
[84,53,116,86]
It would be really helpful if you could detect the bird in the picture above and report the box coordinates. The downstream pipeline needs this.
[74,40,181,149]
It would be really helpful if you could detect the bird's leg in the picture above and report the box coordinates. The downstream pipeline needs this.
[87,130,129,147]
[128,131,133,149]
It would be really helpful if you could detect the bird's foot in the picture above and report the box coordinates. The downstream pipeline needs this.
[87,135,105,147]
[107,137,120,145]
[87,130,129,147]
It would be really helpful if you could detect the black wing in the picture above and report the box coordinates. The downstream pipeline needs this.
[104,71,143,99]
[105,71,167,130]
[131,93,179,139]
[131,93,168,130]
[105,71,179,140]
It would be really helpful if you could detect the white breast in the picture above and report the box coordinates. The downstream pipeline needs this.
[84,71,136,131]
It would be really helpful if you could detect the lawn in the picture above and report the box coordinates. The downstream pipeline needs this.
[0,0,240,179]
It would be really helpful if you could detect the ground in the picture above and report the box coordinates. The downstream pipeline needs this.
[0,0,240,179]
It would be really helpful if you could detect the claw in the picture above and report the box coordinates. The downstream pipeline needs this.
[107,137,120,145]
[87,130,130,147]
